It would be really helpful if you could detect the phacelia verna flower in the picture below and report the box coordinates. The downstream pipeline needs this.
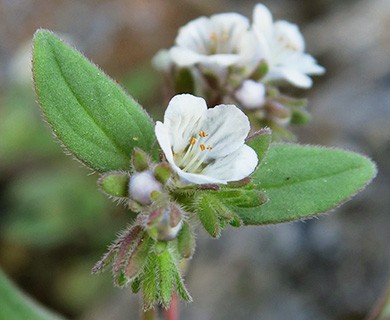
[155,94,258,185]
[252,3,325,88]
[169,13,260,70]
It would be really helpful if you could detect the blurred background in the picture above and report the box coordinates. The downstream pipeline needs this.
[0,0,389,319]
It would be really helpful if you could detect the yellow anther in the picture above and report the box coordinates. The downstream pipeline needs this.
[199,131,208,137]
[190,137,197,145]
[200,144,206,151]
[210,32,218,42]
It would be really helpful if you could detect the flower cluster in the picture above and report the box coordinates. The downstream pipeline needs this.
[154,3,324,139]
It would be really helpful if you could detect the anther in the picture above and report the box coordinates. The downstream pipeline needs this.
[199,131,208,137]
[206,145,213,150]
[200,144,206,151]
[190,137,197,145]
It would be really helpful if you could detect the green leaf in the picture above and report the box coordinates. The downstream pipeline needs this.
[32,29,157,172]
[238,143,377,225]
[0,269,65,320]
[98,172,129,198]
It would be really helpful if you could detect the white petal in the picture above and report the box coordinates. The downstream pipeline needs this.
[235,80,266,109]
[273,21,305,53]
[174,169,227,185]
[155,121,226,185]
[291,53,325,75]
[163,94,207,153]
[155,121,175,164]
[169,47,203,67]
[266,67,313,88]
[152,49,172,72]
[203,144,258,181]
[200,104,250,159]
[253,3,274,37]
[175,16,212,53]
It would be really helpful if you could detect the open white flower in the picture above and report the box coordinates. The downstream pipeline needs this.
[169,13,261,70]
[155,94,258,185]
[252,3,325,88]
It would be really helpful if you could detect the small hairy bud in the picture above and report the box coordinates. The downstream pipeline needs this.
[129,171,163,205]
[147,204,183,241]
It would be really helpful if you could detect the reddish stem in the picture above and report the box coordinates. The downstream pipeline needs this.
[164,294,179,320]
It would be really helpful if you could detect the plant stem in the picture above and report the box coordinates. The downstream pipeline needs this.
[142,308,157,320]
[163,294,179,320]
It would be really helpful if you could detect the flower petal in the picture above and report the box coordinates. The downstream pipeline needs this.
[155,121,174,164]
[235,80,266,109]
[253,3,274,38]
[202,144,258,181]
[163,94,207,153]
[266,67,313,88]
[200,104,250,159]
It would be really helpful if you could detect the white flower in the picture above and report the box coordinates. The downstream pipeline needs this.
[155,94,258,185]
[252,3,325,88]
[129,171,163,205]
[169,13,261,70]
[234,79,266,109]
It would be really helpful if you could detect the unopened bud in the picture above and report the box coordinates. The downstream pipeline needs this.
[265,101,291,124]
[235,80,266,109]
[129,171,163,205]
[147,204,183,241]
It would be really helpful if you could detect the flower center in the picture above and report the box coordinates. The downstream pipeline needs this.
[208,31,237,55]
[176,130,213,173]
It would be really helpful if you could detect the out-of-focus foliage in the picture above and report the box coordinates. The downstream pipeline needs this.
[0,269,65,320]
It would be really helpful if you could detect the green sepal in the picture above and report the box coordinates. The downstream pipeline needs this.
[98,171,129,198]
[33,29,158,172]
[196,193,223,238]
[131,276,141,294]
[157,250,174,308]
[176,222,195,259]
[132,148,150,172]
[172,265,192,302]
[247,127,272,167]
[290,109,311,125]
[174,68,195,94]
[154,163,171,185]
[125,235,153,280]
[142,253,159,310]
[250,60,269,81]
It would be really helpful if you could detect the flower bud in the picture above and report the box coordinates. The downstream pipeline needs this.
[129,171,163,205]
[147,204,183,241]
[235,80,266,109]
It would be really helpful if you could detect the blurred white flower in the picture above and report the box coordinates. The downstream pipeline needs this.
[155,94,258,185]
[129,171,163,205]
[169,13,261,70]
[234,79,266,109]
[252,3,325,88]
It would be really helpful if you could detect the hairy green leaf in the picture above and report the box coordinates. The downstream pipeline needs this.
[0,269,65,320]
[238,143,377,225]
[33,29,157,172]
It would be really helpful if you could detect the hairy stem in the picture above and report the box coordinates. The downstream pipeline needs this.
[164,294,179,320]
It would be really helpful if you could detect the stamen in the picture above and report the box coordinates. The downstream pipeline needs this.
[207,145,212,150]
[190,137,197,145]
[200,144,206,151]
[210,32,218,42]
[199,131,208,137]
